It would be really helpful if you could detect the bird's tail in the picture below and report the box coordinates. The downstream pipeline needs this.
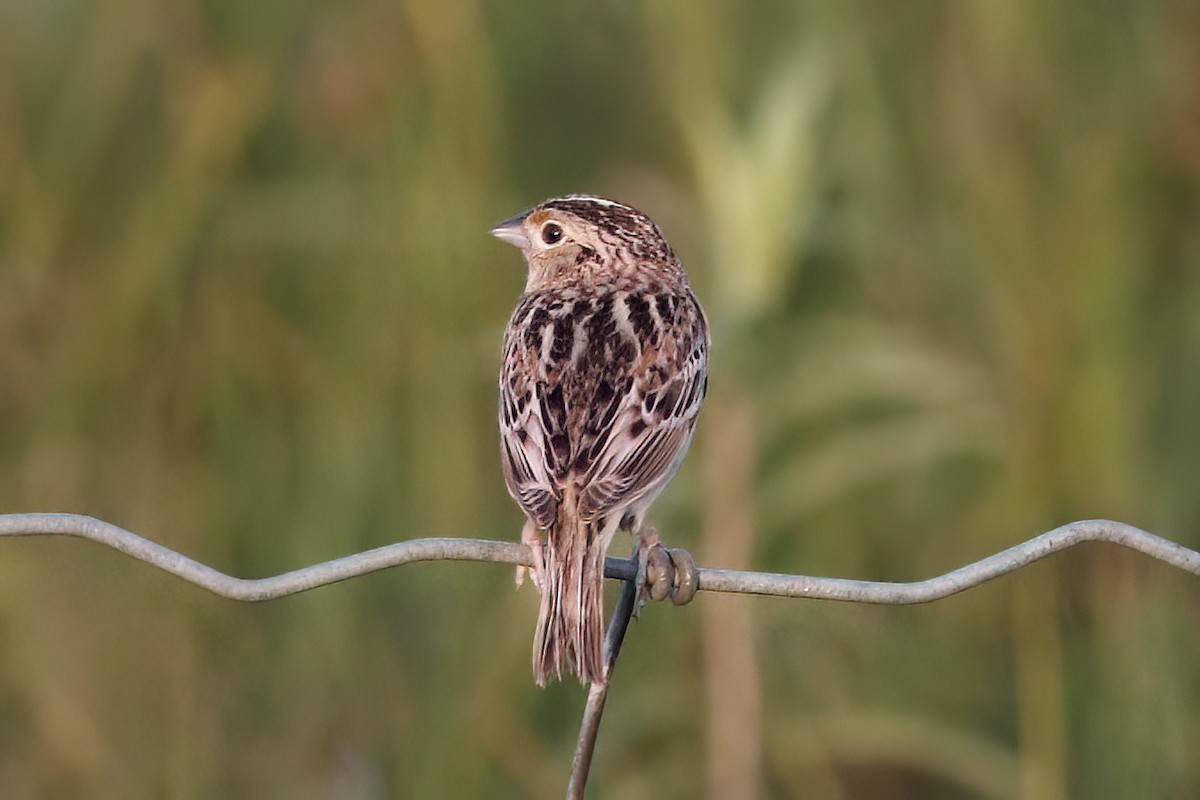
[533,508,609,686]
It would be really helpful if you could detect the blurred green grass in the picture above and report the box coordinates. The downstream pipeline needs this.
[1,0,1198,797]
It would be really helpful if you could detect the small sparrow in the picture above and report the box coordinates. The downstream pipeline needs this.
[492,195,709,686]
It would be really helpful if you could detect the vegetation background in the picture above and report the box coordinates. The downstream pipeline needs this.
[1,0,1198,797]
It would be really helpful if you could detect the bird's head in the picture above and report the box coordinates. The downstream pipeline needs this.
[490,195,675,291]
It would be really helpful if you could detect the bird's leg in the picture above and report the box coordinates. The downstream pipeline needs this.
[516,519,546,592]
[631,526,661,616]
[630,526,699,615]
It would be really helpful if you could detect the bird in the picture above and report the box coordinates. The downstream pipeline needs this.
[491,195,709,686]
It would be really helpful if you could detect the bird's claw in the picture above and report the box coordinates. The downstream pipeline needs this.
[519,520,546,593]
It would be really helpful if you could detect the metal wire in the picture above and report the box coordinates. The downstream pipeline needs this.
[3,512,1197,800]
[0,514,1196,603]
[567,576,638,800]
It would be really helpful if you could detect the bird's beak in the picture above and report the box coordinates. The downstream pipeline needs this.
[490,212,531,251]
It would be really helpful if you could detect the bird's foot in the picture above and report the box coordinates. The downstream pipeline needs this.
[517,520,546,592]
[632,529,698,617]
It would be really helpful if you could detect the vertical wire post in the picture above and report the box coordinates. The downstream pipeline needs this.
[566,569,638,799]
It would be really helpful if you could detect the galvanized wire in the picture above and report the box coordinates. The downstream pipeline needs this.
[0,514,1196,603]
[3,512,1198,800]
[2,515,1200,604]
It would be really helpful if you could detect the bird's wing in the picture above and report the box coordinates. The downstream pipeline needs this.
[500,298,560,528]
[575,290,708,522]
[500,289,709,527]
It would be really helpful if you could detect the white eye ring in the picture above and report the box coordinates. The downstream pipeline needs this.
[541,222,564,245]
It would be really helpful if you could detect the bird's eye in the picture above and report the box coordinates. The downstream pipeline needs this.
[541,222,564,245]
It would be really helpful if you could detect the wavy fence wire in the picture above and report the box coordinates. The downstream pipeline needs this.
[1,514,1198,797]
